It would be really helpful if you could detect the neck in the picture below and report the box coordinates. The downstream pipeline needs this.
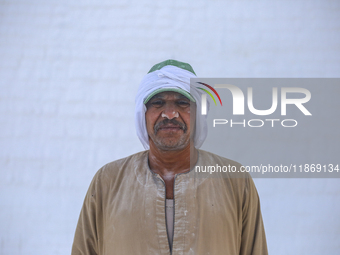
[148,141,198,177]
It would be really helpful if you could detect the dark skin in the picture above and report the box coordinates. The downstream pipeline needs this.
[145,92,198,199]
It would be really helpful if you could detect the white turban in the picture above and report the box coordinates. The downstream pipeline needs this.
[135,65,209,150]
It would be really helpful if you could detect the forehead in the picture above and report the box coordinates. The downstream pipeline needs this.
[148,91,189,100]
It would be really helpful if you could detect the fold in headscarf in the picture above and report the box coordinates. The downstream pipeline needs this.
[135,65,209,150]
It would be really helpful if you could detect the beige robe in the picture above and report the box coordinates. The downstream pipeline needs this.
[72,150,268,255]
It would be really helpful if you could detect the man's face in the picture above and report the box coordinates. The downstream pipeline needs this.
[145,91,196,151]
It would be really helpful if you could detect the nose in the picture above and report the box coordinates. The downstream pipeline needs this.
[161,104,179,119]
[162,111,179,119]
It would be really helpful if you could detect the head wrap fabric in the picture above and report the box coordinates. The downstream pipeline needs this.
[135,64,209,150]
[148,59,196,75]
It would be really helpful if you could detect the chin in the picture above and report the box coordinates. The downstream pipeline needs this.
[154,138,189,151]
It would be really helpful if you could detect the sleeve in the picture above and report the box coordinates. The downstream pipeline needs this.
[239,176,268,255]
[71,169,103,255]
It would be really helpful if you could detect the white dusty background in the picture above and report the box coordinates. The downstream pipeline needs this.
[1,0,340,254]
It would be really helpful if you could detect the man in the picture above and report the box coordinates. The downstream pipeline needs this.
[72,60,268,255]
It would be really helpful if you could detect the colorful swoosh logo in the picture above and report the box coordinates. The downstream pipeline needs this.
[196,82,223,106]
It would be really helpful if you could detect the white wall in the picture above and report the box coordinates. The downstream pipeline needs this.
[0,0,339,254]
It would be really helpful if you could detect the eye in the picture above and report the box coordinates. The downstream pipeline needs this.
[177,100,190,107]
[149,100,164,108]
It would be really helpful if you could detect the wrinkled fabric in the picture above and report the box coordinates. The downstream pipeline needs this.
[135,65,208,150]
[72,150,268,255]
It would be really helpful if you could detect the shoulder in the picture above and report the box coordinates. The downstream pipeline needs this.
[90,151,149,189]
[197,149,248,179]
[196,149,254,194]
[101,151,148,173]
[198,149,244,169]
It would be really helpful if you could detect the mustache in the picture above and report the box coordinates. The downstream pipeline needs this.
[154,119,187,134]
